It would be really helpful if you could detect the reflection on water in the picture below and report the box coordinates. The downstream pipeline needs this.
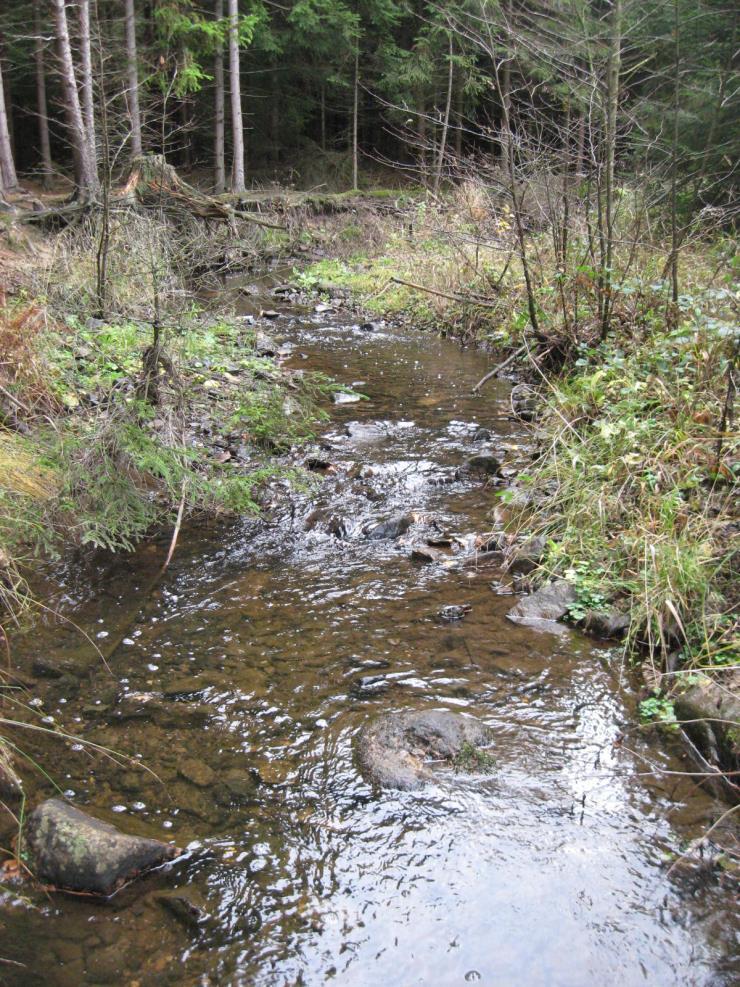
[3,294,737,986]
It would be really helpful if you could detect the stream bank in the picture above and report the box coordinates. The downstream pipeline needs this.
[2,274,738,985]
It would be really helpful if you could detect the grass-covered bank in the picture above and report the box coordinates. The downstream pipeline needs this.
[0,208,334,635]
[295,188,739,765]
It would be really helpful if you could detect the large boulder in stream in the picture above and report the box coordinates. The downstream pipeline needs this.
[507,579,577,628]
[25,799,180,895]
[357,710,492,790]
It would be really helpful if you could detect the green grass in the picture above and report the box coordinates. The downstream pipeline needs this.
[452,742,497,774]
[513,312,737,668]
[0,306,330,589]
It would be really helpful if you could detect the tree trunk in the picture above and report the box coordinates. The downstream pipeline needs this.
[454,83,463,159]
[270,63,279,164]
[352,46,359,189]
[228,0,245,193]
[124,0,143,157]
[669,0,680,305]
[492,33,540,339]
[51,0,98,196]
[34,0,53,187]
[0,58,17,190]
[77,0,97,159]
[417,88,427,180]
[320,78,326,152]
[213,0,225,192]
[575,113,585,176]
[179,85,192,170]
[600,0,622,339]
[433,34,454,194]
[0,35,15,164]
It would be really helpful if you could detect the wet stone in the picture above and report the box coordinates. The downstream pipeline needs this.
[476,531,507,553]
[363,514,413,540]
[358,710,493,791]
[411,544,447,563]
[466,454,501,476]
[25,798,180,895]
[507,580,577,627]
[507,534,547,574]
[582,608,631,639]
[435,605,472,624]
[674,672,740,781]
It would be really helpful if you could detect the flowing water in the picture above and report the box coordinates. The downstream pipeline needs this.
[2,280,737,985]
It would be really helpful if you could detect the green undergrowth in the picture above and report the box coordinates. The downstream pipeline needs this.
[0,304,332,609]
[300,196,738,674]
[511,315,738,670]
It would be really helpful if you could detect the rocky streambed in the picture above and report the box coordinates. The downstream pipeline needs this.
[1,274,738,985]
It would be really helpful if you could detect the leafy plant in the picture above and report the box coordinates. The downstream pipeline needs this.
[452,742,497,773]
[639,695,678,731]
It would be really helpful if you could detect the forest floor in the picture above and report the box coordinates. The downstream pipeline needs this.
[0,176,738,795]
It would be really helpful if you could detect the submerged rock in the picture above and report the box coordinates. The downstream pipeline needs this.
[153,888,209,932]
[177,758,216,789]
[507,580,577,626]
[357,710,492,790]
[25,799,180,895]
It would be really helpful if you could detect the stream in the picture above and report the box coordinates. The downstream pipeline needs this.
[2,275,738,985]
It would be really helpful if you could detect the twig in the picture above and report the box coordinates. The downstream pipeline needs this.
[666,802,740,876]
[161,480,187,573]
[389,276,499,308]
[472,344,527,393]
[0,383,33,416]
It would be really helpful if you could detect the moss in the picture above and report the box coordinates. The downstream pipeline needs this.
[452,742,497,774]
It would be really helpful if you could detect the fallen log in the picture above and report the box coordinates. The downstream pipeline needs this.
[116,154,232,220]
[19,156,286,229]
